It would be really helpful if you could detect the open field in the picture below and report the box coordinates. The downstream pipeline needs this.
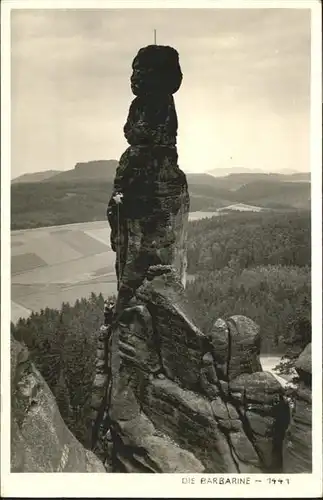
[11,220,117,323]
[12,212,222,323]
[10,205,289,323]
[218,203,265,212]
[187,211,220,221]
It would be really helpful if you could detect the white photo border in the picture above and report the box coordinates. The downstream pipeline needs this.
[1,0,322,498]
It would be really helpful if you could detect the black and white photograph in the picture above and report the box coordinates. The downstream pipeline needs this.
[1,0,322,498]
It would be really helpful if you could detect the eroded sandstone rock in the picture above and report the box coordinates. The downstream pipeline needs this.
[227,316,262,379]
[11,337,105,473]
[124,94,178,146]
[207,315,262,381]
[130,45,183,96]
[229,371,284,405]
[283,343,312,472]
[107,44,188,308]
[229,371,290,471]
[104,44,289,474]
[295,342,311,382]
[107,147,189,303]
[103,290,288,472]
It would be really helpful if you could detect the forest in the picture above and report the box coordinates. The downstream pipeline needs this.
[187,210,310,272]
[186,210,311,354]
[11,181,114,230]
[11,209,311,446]
[11,180,212,229]
[11,175,310,230]
[12,293,107,447]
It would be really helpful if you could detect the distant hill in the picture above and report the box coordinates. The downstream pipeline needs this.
[12,163,310,187]
[279,168,299,175]
[207,167,265,177]
[233,180,311,209]
[208,168,310,183]
[11,162,311,230]
[213,173,283,191]
[288,172,311,181]
[12,170,63,184]
[11,160,119,185]
[46,160,118,183]
[186,173,219,186]
[205,172,310,192]
[11,180,114,230]
[186,174,239,210]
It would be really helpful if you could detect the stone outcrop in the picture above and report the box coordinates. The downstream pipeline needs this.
[283,343,312,472]
[11,336,105,472]
[107,44,189,309]
[130,45,182,96]
[99,299,289,473]
[102,44,293,474]
[208,315,262,381]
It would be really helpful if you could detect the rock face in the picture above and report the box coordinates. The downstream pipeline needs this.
[103,44,291,473]
[11,336,105,473]
[283,343,312,472]
[124,95,178,147]
[208,315,262,381]
[102,300,289,473]
[107,44,189,309]
[130,45,183,96]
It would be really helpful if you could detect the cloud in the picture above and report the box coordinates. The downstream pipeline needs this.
[10,7,311,176]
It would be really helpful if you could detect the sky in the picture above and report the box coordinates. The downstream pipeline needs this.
[11,7,311,178]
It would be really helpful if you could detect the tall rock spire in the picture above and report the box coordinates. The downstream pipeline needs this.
[107,44,189,314]
[104,46,289,474]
